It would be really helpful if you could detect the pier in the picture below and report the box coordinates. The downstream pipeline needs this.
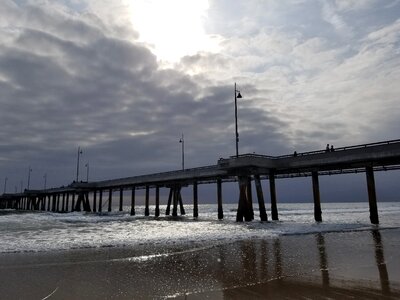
[1,139,400,224]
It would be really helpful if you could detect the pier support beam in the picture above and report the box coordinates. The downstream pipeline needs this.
[71,193,75,212]
[172,187,180,217]
[98,190,103,212]
[269,170,279,221]
[47,195,51,211]
[155,186,160,217]
[92,190,97,213]
[52,194,56,212]
[193,181,198,218]
[179,192,185,215]
[61,193,66,212]
[217,178,223,220]
[145,186,150,216]
[83,193,91,212]
[130,187,135,216]
[165,189,173,216]
[312,171,322,222]
[366,166,379,224]
[56,194,60,212]
[108,189,112,212]
[254,175,268,221]
[119,188,123,212]
[65,193,70,212]
[236,176,253,222]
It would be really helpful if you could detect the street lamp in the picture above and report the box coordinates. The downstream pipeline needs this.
[76,146,82,182]
[27,166,32,189]
[3,177,7,194]
[179,133,185,170]
[85,162,89,182]
[43,173,47,190]
[234,82,243,158]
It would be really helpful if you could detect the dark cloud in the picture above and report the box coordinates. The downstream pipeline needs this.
[0,2,288,191]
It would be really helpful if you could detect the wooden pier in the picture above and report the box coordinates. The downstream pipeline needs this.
[1,139,400,224]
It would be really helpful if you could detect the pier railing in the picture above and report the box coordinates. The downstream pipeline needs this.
[234,138,400,160]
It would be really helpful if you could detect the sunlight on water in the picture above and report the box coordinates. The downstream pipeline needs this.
[0,202,399,253]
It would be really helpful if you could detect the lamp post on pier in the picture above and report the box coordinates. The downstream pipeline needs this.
[27,167,32,189]
[3,177,7,194]
[85,162,89,182]
[76,146,82,182]
[43,173,47,190]
[179,134,185,170]
[234,82,242,158]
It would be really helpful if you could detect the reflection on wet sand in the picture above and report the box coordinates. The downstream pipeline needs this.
[0,229,399,299]
[372,229,391,295]
[316,232,329,287]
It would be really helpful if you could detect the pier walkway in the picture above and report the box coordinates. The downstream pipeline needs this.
[1,139,400,224]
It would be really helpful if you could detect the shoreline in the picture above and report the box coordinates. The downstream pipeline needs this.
[1,228,399,299]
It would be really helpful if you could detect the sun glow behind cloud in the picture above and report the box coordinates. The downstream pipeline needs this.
[129,0,220,63]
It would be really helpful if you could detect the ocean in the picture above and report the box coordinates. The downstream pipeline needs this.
[1,202,399,254]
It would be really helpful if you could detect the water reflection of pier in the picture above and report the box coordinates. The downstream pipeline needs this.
[0,230,398,299]
[212,230,395,299]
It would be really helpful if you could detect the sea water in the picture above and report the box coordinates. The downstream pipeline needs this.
[0,202,399,253]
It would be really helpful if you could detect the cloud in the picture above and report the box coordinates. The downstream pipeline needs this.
[0,1,290,188]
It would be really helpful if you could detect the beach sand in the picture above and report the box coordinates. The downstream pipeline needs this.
[0,228,399,299]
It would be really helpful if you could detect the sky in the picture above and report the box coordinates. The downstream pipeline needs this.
[0,0,399,203]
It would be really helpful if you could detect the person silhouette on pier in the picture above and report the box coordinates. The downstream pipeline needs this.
[326,144,330,152]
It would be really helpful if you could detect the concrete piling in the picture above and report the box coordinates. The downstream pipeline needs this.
[254,175,268,221]
[217,178,223,220]
[119,188,123,212]
[366,166,379,224]
[155,186,160,217]
[193,181,198,218]
[130,187,135,216]
[312,171,322,222]
[145,186,150,216]
[108,189,112,212]
[269,170,279,221]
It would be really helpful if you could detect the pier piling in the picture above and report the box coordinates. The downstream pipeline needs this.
[130,187,135,216]
[108,189,112,212]
[366,166,379,224]
[254,175,268,221]
[217,178,223,220]
[312,171,322,222]
[193,181,198,218]
[98,189,103,212]
[145,186,150,216]
[165,188,172,215]
[119,188,123,212]
[269,170,279,221]
[155,186,160,217]
[92,190,97,213]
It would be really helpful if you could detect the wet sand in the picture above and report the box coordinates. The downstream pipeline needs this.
[0,228,399,299]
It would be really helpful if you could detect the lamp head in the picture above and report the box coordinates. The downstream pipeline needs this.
[237,92,242,98]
